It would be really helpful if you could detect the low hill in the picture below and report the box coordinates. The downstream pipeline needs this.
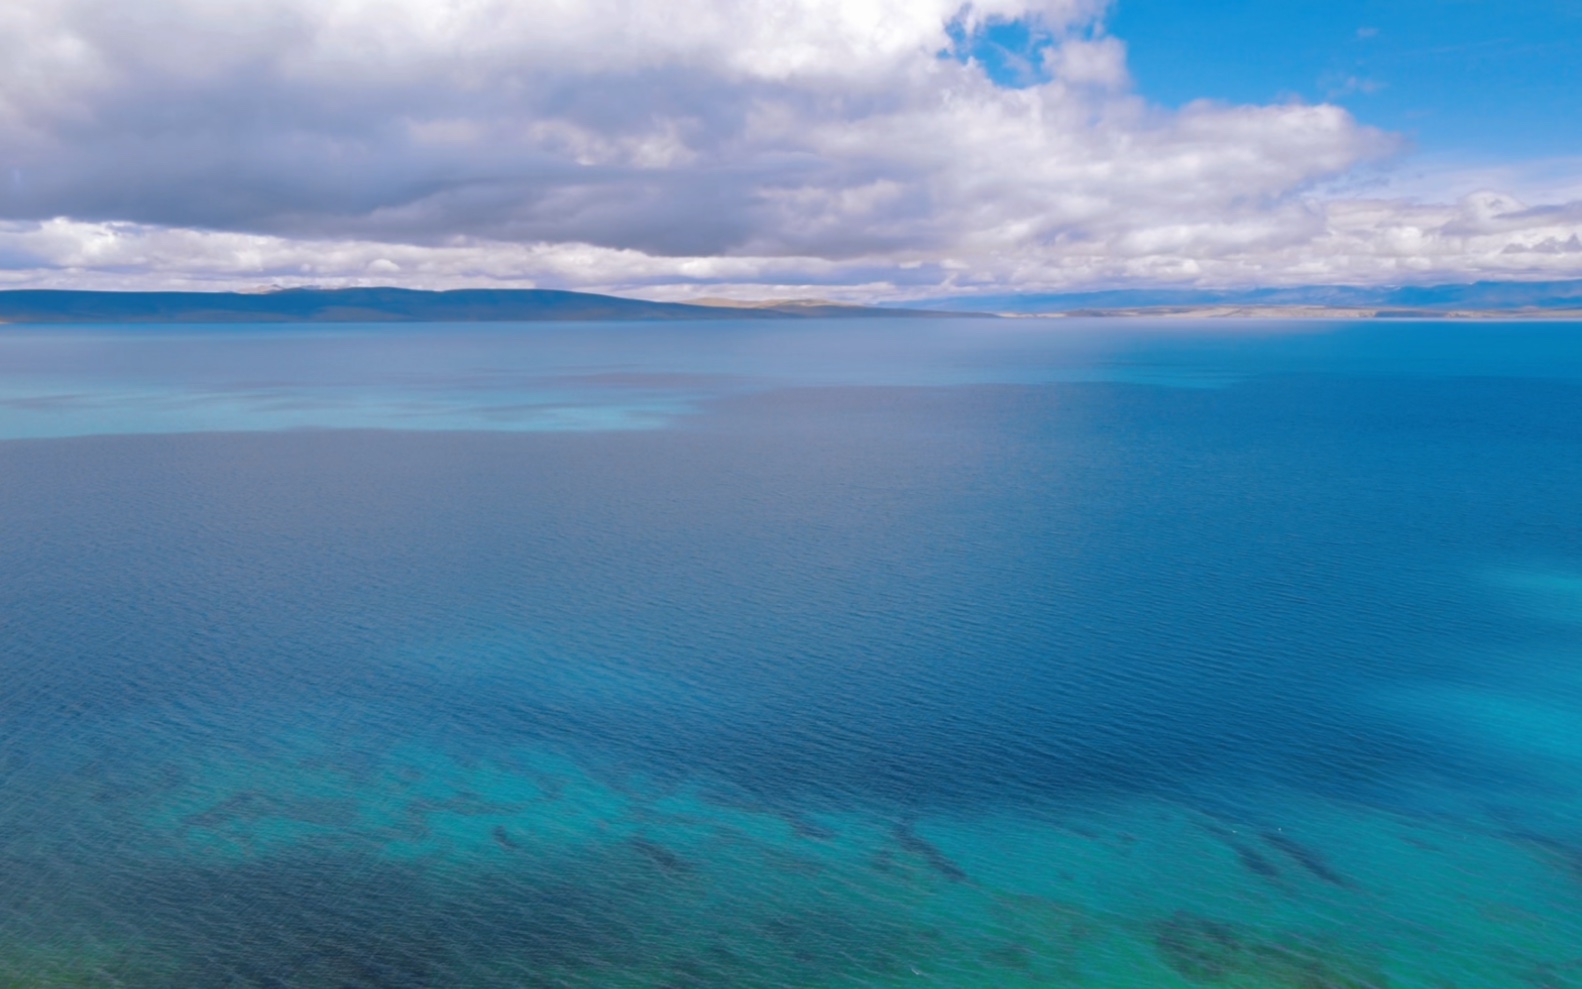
[0,288,963,324]
[904,279,1582,315]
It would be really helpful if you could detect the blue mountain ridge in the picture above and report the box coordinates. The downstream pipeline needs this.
[0,287,957,324]
[5,281,1580,323]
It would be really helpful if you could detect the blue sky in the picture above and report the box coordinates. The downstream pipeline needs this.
[1112,0,1582,159]
[0,0,1578,297]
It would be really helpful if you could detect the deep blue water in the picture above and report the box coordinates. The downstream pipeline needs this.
[1,318,1580,988]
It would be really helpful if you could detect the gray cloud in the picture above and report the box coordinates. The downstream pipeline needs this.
[0,0,1577,295]
[1503,234,1582,255]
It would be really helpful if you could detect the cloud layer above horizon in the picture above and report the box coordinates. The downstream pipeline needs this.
[1,0,1579,299]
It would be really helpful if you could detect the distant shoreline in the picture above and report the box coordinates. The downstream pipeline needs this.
[3,286,1581,325]
[0,288,969,325]
[6,307,1579,324]
[910,278,1582,319]
[998,306,1582,320]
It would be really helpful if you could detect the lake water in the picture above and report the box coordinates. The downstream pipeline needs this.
[1,318,1580,988]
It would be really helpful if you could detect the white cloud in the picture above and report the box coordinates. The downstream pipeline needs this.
[0,0,1578,298]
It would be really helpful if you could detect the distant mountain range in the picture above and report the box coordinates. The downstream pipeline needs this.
[0,288,957,324]
[4,281,1580,324]
[903,279,1582,314]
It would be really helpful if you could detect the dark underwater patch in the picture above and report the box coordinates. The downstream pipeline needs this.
[1231,841,1282,880]
[1193,816,1283,882]
[1505,831,1582,886]
[491,824,520,850]
[1152,912,1390,988]
[1260,830,1354,888]
[893,822,970,883]
[629,836,695,876]
[1154,912,1244,982]
[781,810,837,841]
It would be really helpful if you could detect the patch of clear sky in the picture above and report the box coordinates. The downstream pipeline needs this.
[956,0,1582,160]
[1110,0,1582,159]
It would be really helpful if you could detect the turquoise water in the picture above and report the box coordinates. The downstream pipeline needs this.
[0,318,1580,987]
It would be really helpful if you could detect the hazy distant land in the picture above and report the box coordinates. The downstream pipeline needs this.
[1007,305,1582,320]
[1,280,1581,324]
[910,278,1582,319]
[0,288,964,324]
